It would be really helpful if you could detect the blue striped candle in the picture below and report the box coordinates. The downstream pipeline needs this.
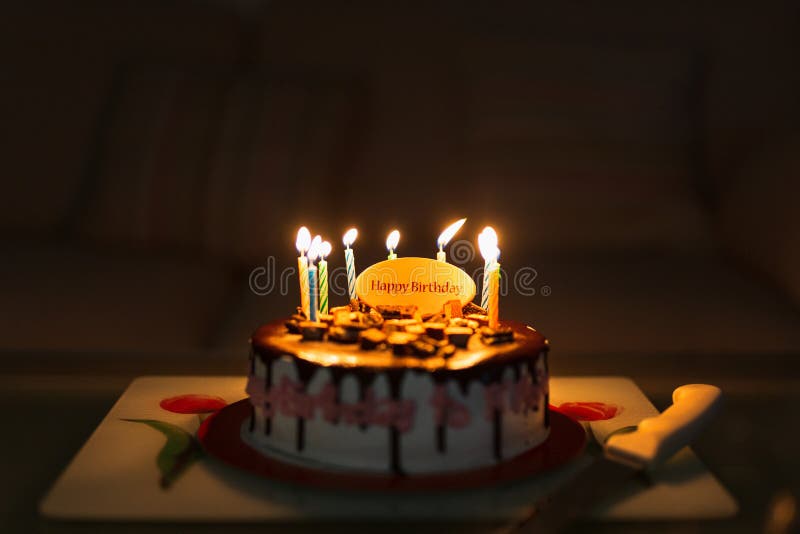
[308,263,319,322]
[481,259,493,310]
[478,227,499,312]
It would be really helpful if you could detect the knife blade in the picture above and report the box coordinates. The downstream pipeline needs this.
[503,383,723,533]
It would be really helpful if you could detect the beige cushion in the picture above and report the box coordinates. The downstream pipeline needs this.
[0,244,232,352]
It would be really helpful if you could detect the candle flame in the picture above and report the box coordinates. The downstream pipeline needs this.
[320,240,332,259]
[437,218,467,249]
[295,226,311,254]
[342,228,358,247]
[386,229,400,251]
[478,226,499,262]
[307,235,322,261]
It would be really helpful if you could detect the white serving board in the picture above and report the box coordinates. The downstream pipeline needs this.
[40,376,737,523]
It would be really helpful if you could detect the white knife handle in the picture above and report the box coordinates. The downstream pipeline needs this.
[604,384,723,469]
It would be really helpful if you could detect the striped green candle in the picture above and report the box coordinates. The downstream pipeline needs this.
[319,241,332,315]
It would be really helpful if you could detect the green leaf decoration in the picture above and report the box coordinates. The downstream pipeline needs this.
[122,419,203,489]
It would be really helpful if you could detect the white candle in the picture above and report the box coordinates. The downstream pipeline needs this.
[295,227,311,317]
[479,227,499,317]
[318,241,332,315]
[436,218,466,262]
[342,228,358,302]
[307,236,322,322]
[386,229,400,260]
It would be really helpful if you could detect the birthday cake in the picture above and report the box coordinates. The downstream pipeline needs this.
[242,225,550,475]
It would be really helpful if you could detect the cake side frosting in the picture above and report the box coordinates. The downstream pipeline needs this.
[244,318,550,474]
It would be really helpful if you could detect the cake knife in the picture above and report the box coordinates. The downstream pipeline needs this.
[505,383,723,533]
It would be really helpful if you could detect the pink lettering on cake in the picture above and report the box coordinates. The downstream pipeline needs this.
[247,376,416,433]
[430,385,471,428]
[484,372,545,420]
[246,369,547,430]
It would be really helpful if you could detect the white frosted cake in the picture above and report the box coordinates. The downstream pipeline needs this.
[243,305,550,475]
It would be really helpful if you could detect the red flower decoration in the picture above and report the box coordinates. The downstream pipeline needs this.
[160,394,228,414]
[551,402,620,421]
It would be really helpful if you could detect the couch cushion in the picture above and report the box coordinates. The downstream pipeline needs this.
[0,244,233,352]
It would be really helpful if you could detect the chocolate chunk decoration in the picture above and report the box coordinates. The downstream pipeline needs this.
[445,326,473,348]
[388,332,418,355]
[462,302,487,316]
[405,324,425,336]
[480,326,515,345]
[376,304,418,319]
[424,323,446,340]
[300,321,328,341]
[329,325,361,343]
[439,344,457,359]
[285,319,301,334]
[410,339,438,357]
[360,328,387,350]
[465,313,489,327]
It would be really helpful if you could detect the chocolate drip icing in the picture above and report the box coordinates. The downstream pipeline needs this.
[493,409,503,461]
[479,363,505,462]
[436,424,446,453]
[329,367,347,424]
[386,368,406,474]
[432,374,447,453]
[356,373,376,431]
[248,348,256,432]
[264,355,275,435]
[543,350,550,428]
[293,358,318,452]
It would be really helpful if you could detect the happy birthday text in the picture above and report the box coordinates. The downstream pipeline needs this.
[368,280,462,295]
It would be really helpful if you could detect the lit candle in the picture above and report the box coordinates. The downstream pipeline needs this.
[307,235,322,322]
[487,260,500,328]
[436,218,466,262]
[318,240,332,315]
[479,227,499,319]
[386,229,400,260]
[295,226,311,317]
[342,228,358,302]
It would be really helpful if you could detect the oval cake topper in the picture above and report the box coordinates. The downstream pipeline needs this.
[355,257,477,315]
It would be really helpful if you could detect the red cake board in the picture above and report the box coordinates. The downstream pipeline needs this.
[198,399,586,492]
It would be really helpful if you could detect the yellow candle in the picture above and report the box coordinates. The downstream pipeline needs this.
[488,262,500,328]
[479,226,501,326]
[295,227,311,318]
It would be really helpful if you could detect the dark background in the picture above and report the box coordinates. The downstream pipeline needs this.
[1,1,799,532]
